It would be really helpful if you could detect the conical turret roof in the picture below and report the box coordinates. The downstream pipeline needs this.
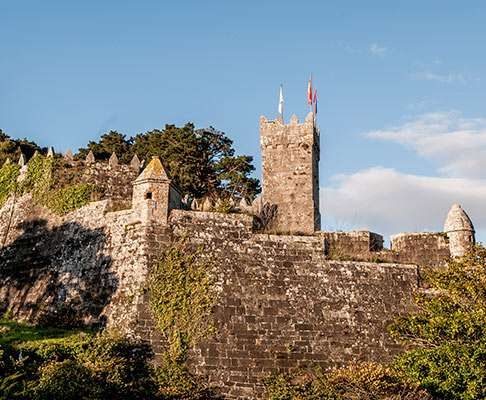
[134,156,171,182]
[444,204,475,233]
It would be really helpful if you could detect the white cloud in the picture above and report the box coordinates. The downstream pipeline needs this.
[321,111,486,243]
[411,71,465,83]
[370,43,388,56]
[321,167,486,242]
[365,111,486,178]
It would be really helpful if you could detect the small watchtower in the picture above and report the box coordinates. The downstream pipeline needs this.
[444,204,475,258]
[132,156,182,224]
[260,112,320,233]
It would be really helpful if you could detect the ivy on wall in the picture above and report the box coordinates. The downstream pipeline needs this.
[0,162,20,208]
[146,237,216,399]
[147,237,215,361]
[0,155,105,215]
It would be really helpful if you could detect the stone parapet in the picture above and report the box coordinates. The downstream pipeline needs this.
[390,232,450,269]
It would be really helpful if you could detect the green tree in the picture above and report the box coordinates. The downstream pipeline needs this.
[0,130,44,166]
[131,124,260,200]
[76,131,132,164]
[389,244,486,400]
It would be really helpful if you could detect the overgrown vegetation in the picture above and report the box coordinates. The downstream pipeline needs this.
[0,129,44,167]
[0,314,219,399]
[75,125,260,201]
[388,244,486,399]
[0,153,104,214]
[0,161,20,208]
[36,304,83,330]
[0,318,155,399]
[1,124,260,206]
[145,237,216,399]
[264,362,431,399]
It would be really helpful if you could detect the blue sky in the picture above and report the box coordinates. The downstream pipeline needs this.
[2,0,486,243]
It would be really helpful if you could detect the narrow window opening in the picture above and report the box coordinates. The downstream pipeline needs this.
[145,192,152,199]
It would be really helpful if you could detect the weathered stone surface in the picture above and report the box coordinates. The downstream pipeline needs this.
[18,154,26,166]
[81,162,139,206]
[0,198,152,333]
[130,154,141,170]
[237,197,249,212]
[260,112,320,234]
[85,150,95,164]
[390,232,450,269]
[158,210,419,399]
[109,152,118,167]
[444,204,474,233]
[64,149,74,163]
[250,196,263,215]
[444,204,475,258]
[202,197,212,212]
[132,157,182,225]
[47,147,55,158]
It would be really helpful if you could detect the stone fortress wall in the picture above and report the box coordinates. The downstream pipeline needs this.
[0,114,477,399]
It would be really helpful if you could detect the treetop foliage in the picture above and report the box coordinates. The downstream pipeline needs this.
[389,244,486,400]
[0,124,260,201]
[0,129,45,167]
[73,124,260,200]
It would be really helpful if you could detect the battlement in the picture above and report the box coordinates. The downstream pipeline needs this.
[260,113,319,152]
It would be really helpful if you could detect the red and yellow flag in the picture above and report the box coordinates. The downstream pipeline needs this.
[307,75,312,105]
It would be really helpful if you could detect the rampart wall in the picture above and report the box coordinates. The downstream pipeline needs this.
[80,162,140,206]
[390,233,450,270]
[0,196,156,333]
[0,194,449,399]
[137,210,420,399]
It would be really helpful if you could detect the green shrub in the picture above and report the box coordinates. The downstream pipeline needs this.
[153,356,213,400]
[147,237,215,362]
[0,154,105,215]
[46,184,104,215]
[389,244,486,399]
[263,362,431,400]
[0,321,153,400]
[146,238,217,397]
[0,162,20,208]
[36,304,83,330]
[34,360,101,400]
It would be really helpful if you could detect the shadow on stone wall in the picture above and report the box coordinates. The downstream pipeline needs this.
[0,219,117,326]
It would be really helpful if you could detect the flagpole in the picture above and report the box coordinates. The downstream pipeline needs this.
[310,75,314,129]
[308,74,313,127]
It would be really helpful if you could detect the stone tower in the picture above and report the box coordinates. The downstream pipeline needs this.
[260,112,320,233]
[444,204,475,258]
[132,156,182,224]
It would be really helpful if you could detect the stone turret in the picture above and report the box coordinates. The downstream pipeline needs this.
[132,156,182,224]
[260,112,320,233]
[444,204,475,258]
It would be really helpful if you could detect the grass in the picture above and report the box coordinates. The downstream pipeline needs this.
[0,319,93,347]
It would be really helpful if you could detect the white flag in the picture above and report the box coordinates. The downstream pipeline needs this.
[278,84,283,116]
